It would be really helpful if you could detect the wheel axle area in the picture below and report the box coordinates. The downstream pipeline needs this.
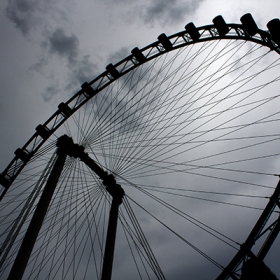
[57,135,125,204]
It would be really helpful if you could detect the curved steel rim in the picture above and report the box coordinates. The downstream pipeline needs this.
[1,21,280,197]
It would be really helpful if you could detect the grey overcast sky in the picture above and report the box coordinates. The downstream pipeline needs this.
[1,0,280,279]
[1,0,280,169]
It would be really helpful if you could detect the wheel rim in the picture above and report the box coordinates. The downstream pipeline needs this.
[1,20,280,280]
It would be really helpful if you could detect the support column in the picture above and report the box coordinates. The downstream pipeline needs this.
[216,179,280,280]
[258,215,280,260]
[67,139,125,280]
[101,194,122,280]
[79,157,124,280]
[7,136,71,280]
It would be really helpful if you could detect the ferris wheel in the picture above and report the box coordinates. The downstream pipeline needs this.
[1,13,280,280]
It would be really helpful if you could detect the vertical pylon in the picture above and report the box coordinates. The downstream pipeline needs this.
[101,190,123,280]
[7,136,71,280]
[58,135,125,280]
[216,178,280,280]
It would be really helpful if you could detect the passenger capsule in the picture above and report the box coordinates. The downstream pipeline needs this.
[240,13,259,36]
[213,15,229,36]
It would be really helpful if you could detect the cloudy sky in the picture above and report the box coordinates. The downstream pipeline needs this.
[1,0,280,169]
[1,0,280,279]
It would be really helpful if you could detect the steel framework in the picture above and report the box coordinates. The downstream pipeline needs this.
[1,14,280,280]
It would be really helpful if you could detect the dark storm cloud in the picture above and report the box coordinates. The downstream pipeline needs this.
[65,54,98,90]
[46,28,99,96]
[73,54,98,83]
[141,0,204,25]
[45,28,98,93]
[5,0,69,36]
[5,1,98,101]
[6,0,36,35]
[101,0,206,26]
[42,84,60,102]
[49,29,79,65]
[107,47,130,64]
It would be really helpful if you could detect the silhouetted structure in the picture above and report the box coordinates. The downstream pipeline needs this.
[0,12,280,280]
[240,258,278,280]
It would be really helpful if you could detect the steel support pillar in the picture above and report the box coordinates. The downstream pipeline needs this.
[258,215,280,261]
[216,179,280,280]
[63,136,125,280]
[7,136,70,280]
[101,194,122,280]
